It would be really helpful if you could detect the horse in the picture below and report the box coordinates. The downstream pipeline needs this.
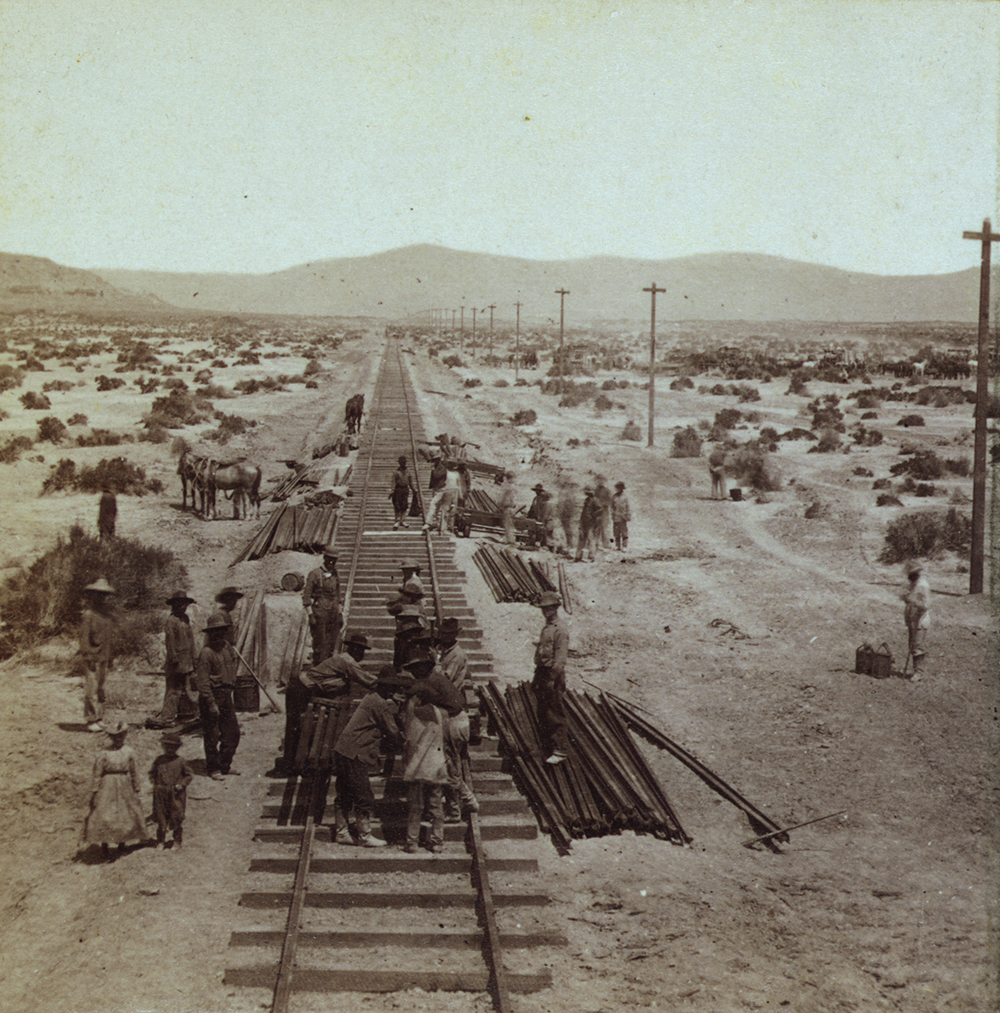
[178,448,210,515]
[207,461,262,520]
[345,393,364,434]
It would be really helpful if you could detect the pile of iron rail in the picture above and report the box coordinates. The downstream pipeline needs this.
[464,488,500,513]
[231,503,339,563]
[271,461,351,501]
[473,544,570,608]
[479,682,689,852]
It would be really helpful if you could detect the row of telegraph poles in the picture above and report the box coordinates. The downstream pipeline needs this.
[419,222,994,595]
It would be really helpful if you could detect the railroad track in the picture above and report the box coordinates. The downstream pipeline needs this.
[224,339,561,1011]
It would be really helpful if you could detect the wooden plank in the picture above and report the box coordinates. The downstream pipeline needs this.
[226,968,553,993]
[239,891,549,909]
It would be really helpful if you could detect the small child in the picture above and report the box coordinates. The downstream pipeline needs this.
[149,733,193,849]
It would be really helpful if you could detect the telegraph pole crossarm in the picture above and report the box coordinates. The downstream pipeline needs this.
[962,219,1000,596]
[643,282,666,448]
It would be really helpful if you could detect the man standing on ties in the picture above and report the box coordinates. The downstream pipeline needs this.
[303,544,342,664]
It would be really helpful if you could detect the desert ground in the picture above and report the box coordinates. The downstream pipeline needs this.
[0,314,995,1013]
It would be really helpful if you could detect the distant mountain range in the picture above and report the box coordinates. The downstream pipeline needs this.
[0,246,993,323]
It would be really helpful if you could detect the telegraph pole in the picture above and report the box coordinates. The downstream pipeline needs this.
[643,282,666,448]
[459,306,465,353]
[555,288,569,391]
[962,218,1000,595]
[451,308,456,340]
[471,308,478,361]
[488,304,496,361]
[514,301,522,383]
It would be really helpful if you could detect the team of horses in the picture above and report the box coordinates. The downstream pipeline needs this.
[178,449,262,520]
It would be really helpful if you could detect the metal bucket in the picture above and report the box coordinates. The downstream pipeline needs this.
[234,678,260,712]
[730,488,743,501]
[281,572,305,592]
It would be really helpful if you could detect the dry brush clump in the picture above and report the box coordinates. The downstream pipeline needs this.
[670,426,703,458]
[19,390,51,410]
[41,457,164,497]
[879,508,971,563]
[0,525,185,660]
[729,441,782,492]
[37,416,68,444]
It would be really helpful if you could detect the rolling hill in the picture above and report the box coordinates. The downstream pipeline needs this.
[99,245,991,324]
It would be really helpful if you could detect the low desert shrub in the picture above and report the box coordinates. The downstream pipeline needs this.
[19,391,51,410]
[620,420,642,441]
[729,441,782,492]
[37,416,67,443]
[876,493,903,507]
[493,379,510,388]
[804,500,830,519]
[853,467,873,477]
[0,435,34,464]
[42,379,74,393]
[511,409,537,426]
[594,394,613,411]
[890,451,944,481]
[670,426,703,458]
[807,429,842,453]
[463,377,483,389]
[304,359,323,375]
[861,411,878,420]
[150,389,214,427]
[139,423,169,444]
[0,364,25,392]
[669,376,695,391]
[208,412,257,443]
[95,375,126,393]
[944,456,971,476]
[786,368,813,396]
[76,429,132,448]
[442,355,465,368]
[67,413,88,427]
[872,478,892,490]
[0,525,185,658]
[878,508,971,563]
[897,414,925,427]
[42,457,164,496]
[714,408,742,430]
[852,425,883,446]
[600,379,618,391]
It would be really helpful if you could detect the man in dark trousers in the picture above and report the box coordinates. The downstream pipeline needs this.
[532,590,570,764]
[574,487,602,562]
[79,578,116,731]
[97,486,117,541]
[147,591,198,728]
[302,543,342,664]
[193,619,241,780]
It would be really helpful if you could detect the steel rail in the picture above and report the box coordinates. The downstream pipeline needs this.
[393,340,514,1013]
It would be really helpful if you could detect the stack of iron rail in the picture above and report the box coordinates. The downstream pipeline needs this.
[231,503,339,563]
[479,682,690,852]
[472,544,561,604]
[271,462,351,501]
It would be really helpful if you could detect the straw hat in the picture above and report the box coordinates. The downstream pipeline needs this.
[166,591,196,605]
[102,719,128,737]
[84,578,115,594]
[400,559,421,572]
[160,733,183,747]
[536,591,562,608]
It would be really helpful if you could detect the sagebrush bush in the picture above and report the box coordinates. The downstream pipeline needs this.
[208,412,257,443]
[670,426,703,458]
[304,359,323,375]
[0,525,185,658]
[714,408,742,430]
[879,508,971,563]
[42,457,164,496]
[0,435,34,464]
[594,394,613,411]
[890,451,944,481]
[493,379,510,388]
[76,429,132,448]
[42,379,74,393]
[511,409,537,426]
[38,416,67,443]
[620,420,642,441]
[0,364,25,392]
[19,391,51,410]
[463,377,483,389]
[897,414,925,427]
[729,442,782,491]
[95,375,126,393]
[807,430,842,453]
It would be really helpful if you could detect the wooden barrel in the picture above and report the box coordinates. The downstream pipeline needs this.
[281,572,305,592]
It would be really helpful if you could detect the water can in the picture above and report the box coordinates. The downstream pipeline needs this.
[730,488,743,501]
[281,572,305,592]
[871,643,893,679]
[855,643,873,675]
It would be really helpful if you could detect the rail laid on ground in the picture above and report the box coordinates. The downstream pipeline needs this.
[224,339,560,1012]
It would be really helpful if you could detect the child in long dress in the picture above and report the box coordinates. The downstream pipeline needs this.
[150,733,193,849]
[82,720,148,860]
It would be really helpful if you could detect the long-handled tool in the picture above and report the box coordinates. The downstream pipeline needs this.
[233,643,284,714]
[741,810,848,848]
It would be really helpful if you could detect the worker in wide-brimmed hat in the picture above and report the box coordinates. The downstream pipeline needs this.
[574,488,602,563]
[390,456,418,530]
[147,591,198,729]
[437,617,468,692]
[611,481,632,552]
[80,579,116,731]
[901,561,931,681]
[330,664,408,848]
[423,453,449,533]
[207,586,243,646]
[399,558,423,596]
[532,591,569,765]
[303,543,342,665]
[97,485,117,542]
[278,630,375,777]
[527,483,546,522]
[593,475,612,550]
[193,619,241,780]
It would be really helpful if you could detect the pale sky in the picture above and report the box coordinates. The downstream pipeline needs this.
[1,0,997,277]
